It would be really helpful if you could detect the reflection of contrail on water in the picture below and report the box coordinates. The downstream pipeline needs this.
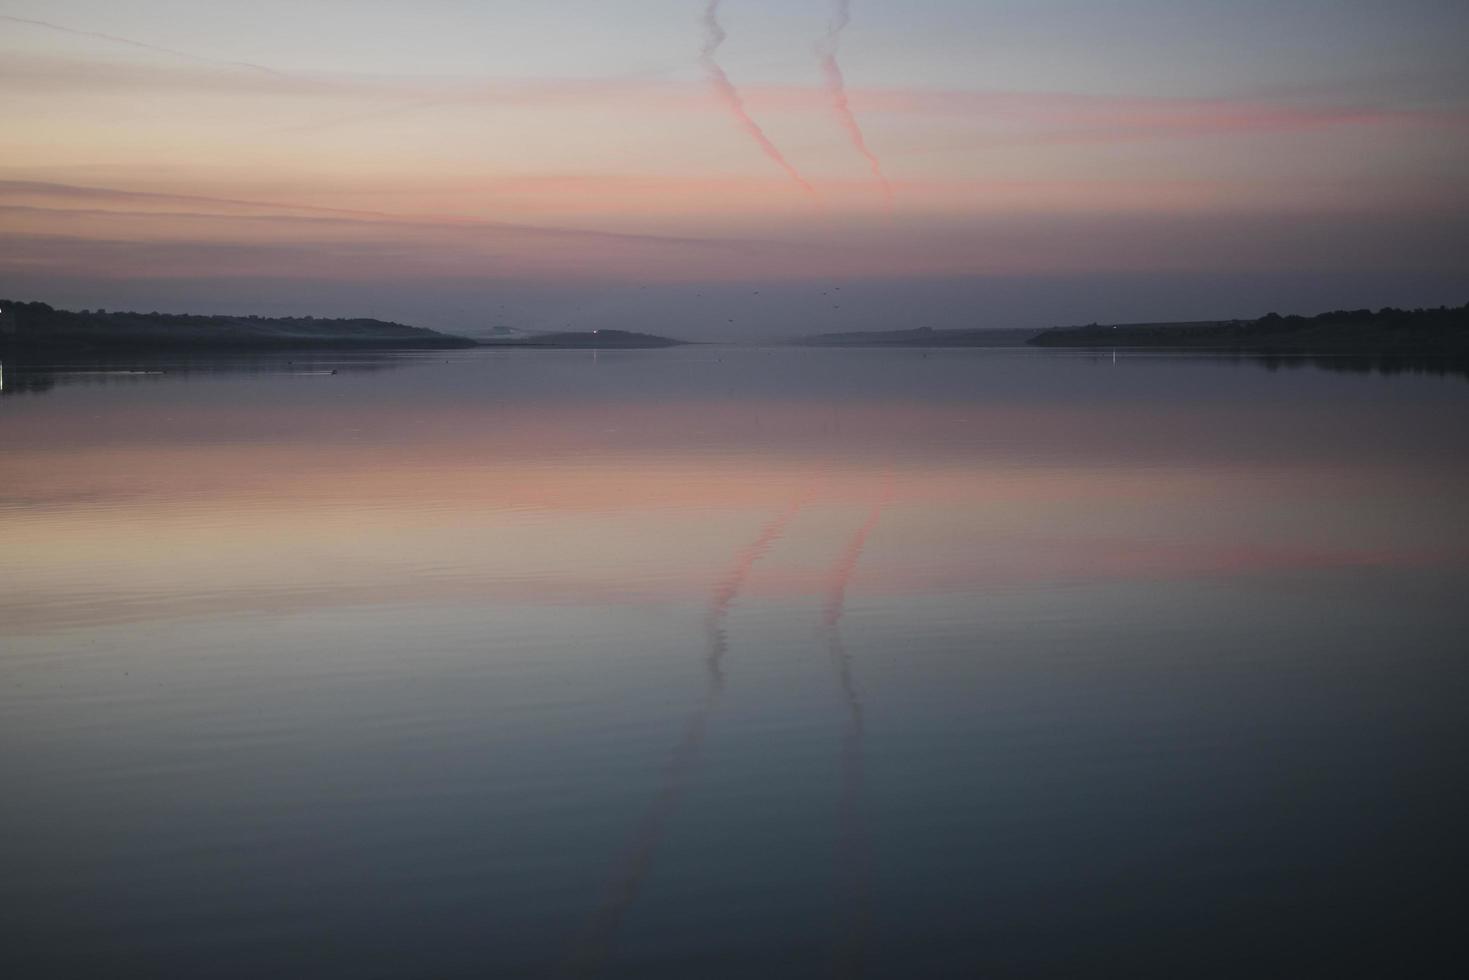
[705,496,807,691]
[700,1,818,198]
[815,1,893,205]
[558,496,808,976]
[822,480,893,978]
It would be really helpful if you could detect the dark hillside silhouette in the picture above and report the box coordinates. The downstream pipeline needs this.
[1030,304,1469,354]
[0,299,477,352]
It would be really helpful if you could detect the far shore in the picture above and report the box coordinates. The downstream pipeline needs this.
[1027,305,1468,355]
[0,300,699,353]
[5,298,1466,359]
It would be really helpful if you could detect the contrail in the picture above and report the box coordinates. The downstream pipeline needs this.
[0,14,287,77]
[700,1,818,198]
[815,1,893,204]
[558,496,808,976]
[821,480,894,977]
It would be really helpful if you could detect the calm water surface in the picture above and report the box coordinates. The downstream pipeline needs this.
[3,348,1467,977]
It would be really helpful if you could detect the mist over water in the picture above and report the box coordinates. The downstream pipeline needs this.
[3,347,1468,977]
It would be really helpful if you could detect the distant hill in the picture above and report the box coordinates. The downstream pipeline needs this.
[1030,305,1469,353]
[478,329,684,349]
[796,327,1040,347]
[0,299,477,352]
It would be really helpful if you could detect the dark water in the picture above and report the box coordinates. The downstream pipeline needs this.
[3,348,1467,978]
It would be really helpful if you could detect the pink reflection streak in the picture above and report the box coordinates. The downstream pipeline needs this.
[706,494,813,690]
[822,478,892,976]
[558,490,813,975]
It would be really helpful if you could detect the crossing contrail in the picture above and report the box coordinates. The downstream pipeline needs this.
[558,496,808,975]
[822,480,894,977]
[700,1,818,198]
[0,14,287,77]
[816,1,893,204]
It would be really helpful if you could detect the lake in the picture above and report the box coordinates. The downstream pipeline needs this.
[3,347,1467,978]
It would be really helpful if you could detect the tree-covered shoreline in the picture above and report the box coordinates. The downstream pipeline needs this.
[1030,304,1469,353]
[0,299,478,352]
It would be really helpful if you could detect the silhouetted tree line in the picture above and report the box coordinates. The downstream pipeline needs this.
[0,298,475,351]
[1030,303,1469,353]
[1256,304,1468,330]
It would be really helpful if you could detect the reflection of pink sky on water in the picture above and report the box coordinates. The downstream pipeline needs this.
[6,403,1465,631]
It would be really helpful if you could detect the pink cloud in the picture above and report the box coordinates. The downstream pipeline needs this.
[7,52,1461,147]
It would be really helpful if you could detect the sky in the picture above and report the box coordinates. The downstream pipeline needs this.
[2,0,1466,338]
